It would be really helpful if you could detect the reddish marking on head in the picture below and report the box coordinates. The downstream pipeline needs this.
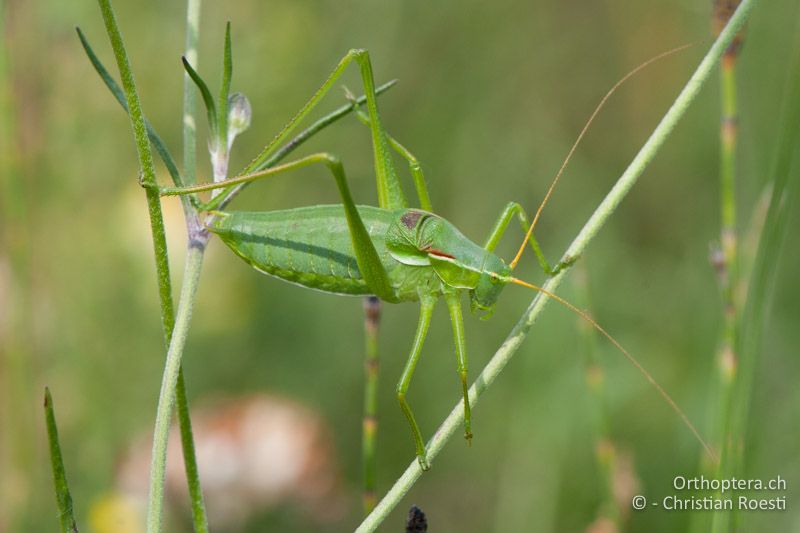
[423,246,455,260]
[401,211,424,229]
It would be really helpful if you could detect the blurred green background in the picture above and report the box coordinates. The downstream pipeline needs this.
[2,0,799,531]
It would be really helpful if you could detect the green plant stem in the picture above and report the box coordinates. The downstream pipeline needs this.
[175,2,209,532]
[146,246,205,533]
[702,31,741,533]
[97,0,172,336]
[95,2,207,531]
[182,0,200,186]
[356,1,756,529]
[362,296,381,514]
[711,15,800,533]
[710,51,740,468]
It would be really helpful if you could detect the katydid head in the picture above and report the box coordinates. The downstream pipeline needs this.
[469,256,512,318]
[387,209,514,317]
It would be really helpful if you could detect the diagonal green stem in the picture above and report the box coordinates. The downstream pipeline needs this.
[146,246,205,533]
[356,0,757,529]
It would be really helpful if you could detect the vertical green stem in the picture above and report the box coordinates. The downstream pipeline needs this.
[182,0,201,186]
[176,2,209,531]
[96,1,208,531]
[712,14,800,533]
[362,296,381,514]
[709,0,743,464]
[712,54,739,453]
[708,25,742,533]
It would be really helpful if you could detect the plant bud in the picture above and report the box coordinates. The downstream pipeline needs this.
[227,92,252,146]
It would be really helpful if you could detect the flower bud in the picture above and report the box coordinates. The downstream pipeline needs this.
[227,92,252,147]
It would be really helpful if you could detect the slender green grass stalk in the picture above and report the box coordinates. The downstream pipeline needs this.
[94,2,209,531]
[706,0,743,472]
[356,1,757,529]
[573,262,620,530]
[711,15,800,532]
[698,3,744,531]
[78,20,209,531]
[146,246,205,533]
[176,3,209,531]
[362,296,381,514]
[182,0,201,187]
[44,388,78,533]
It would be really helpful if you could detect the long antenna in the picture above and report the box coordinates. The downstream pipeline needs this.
[509,43,695,270]
[507,275,718,463]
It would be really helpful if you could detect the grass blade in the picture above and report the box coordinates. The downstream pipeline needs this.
[44,388,79,533]
[217,21,232,150]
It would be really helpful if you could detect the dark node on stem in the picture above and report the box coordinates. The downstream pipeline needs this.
[713,0,745,58]
[406,505,428,532]
[364,295,381,337]
[363,296,381,323]
[709,245,726,274]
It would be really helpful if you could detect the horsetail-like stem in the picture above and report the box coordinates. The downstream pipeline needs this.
[356,1,757,529]
[701,2,745,531]
[707,0,743,474]
[711,15,800,533]
[362,296,381,514]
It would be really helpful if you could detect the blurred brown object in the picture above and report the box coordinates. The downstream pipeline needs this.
[103,393,344,531]
[713,0,745,58]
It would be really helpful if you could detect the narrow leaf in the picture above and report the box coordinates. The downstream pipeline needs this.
[182,55,217,139]
[44,388,79,533]
[217,21,233,149]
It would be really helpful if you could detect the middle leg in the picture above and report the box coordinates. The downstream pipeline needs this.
[396,295,437,470]
[483,201,577,275]
[444,291,472,444]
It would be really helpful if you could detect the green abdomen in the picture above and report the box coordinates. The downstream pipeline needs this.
[210,205,435,302]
